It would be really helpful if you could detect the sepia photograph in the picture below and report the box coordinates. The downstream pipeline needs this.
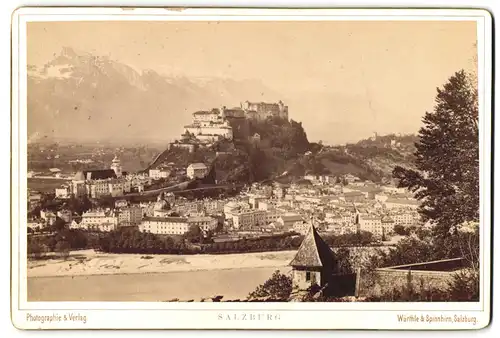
[11,7,492,330]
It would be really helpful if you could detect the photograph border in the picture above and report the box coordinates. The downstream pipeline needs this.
[11,7,493,330]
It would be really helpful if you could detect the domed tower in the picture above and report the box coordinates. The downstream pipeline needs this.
[153,192,172,217]
[110,155,122,178]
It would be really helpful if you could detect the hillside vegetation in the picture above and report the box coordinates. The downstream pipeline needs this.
[149,117,417,186]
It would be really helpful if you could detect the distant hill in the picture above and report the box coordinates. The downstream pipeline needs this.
[292,133,418,182]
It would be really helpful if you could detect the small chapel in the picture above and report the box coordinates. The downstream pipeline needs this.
[289,224,340,293]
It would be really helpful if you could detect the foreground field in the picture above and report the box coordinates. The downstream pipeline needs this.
[27,249,295,278]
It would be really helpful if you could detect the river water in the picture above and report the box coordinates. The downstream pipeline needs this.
[28,266,292,302]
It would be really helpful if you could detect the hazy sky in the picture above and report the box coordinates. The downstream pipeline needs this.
[28,20,477,142]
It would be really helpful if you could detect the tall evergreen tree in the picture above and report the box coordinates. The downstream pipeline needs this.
[393,70,479,236]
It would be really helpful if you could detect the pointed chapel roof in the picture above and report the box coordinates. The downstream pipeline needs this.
[289,224,337,270]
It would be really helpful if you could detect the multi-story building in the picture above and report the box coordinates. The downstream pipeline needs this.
[303,174,334,185]
[174,200,204,216]
[115,199,129,208]
[75,209,119,232]
[384,198,420,210]
[28,192,42,209]
[184,116,233,142]
[325,213,343,225]
[27,221,44,232]
[391,212,421,226]
[80,210,117,225]
[277,214,304,230]
[88,180,111,198]
[342,223,358,235]
[358,216,383,237]
[40,210,57,226]
[220,106,246,119]
[108,180,124,197]
[203,199,225,214]
[293,221,313,235]
[241,100,288,120]
[187,216,218,232]
[149,169,170,180]
[55,185,71,199]
[186,163,208,179]
[192,109,223,123]
[223,201,250,220]
[381,216,396,234]
[71,156,130,199]
[117,205,143,226]
[232,210,267,229]
[139,217,217,235]
[72,180,87,198]
[265,208,282,224]
[249,195,267,209]
[139,216,190,235]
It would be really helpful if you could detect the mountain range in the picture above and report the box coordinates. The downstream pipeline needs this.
[28,47,418,145]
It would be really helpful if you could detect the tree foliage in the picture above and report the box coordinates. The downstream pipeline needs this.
[368,228,479,269]
[185,224,202,243]
[63,195,92,216]
[392,70,479,236]
[247,270,293,301]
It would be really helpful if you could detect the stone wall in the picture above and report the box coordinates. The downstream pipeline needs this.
[357,268,457,299]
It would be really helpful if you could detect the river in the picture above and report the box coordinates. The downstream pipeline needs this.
[27,266,292,302]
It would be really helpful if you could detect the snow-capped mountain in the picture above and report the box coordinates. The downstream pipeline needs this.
[27,47,284,143]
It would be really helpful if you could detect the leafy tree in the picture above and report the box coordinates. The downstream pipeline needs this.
[247,270,293,301]
[95,196,116,209]
[184,225,202,243]
[447,269,479,301]
[28,205,41,219]
[64,195,92,216]
[393,224,410,236]
[28,241,43,258]
[335,248,354,274]
[393,70,479,236]
[50,217,67,232]
[55,240,70,259]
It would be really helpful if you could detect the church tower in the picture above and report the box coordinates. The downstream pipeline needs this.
[110,155,122,178]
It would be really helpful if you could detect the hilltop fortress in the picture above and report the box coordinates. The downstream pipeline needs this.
[171,100,289,151]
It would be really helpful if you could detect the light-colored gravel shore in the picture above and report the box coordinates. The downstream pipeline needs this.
[27,249,296,278]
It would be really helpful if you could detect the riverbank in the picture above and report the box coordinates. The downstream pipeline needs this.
[27,249,296,278]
